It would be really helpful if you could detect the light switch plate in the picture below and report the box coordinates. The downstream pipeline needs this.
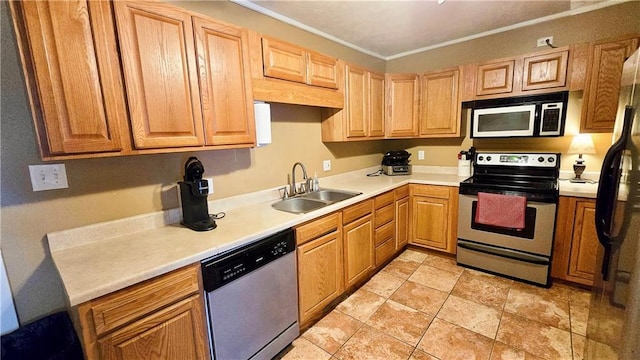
[323,160,331,171]
[418,150,425,160]
[29,164,69,191]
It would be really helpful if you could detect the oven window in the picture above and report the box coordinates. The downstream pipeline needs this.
[476,111,532,132]
[471,201,536,239]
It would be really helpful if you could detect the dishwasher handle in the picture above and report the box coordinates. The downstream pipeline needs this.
[201,228,295,292]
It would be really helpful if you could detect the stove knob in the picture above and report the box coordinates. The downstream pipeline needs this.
[478,156,484,161]
[548,157,555,163]
[486,156,492,161]
[538,156,544,162]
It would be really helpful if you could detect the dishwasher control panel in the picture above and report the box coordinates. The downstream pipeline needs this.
[201,228,295,292]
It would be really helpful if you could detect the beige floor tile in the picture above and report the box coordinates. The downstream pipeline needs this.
[302,310,362,354]
[336,288,386,322]
[496,312,572,360]
[504,286,571,331]
[423,254,464,275]
[490,341,545,360]
[334,325,414,360]
[584,338,619,360]
[511,281,571,303]
[361,271,405,298]
[367,300,433,347]
[570,302,590,336]
[408,264,460,293]
[390,280,448,315]
[417,318,493,360]
[586,299,625,348]
[451,269,512,310]
[381,257,422,280]
[278,337,332,360]
[437,295,501,339]
[569,287,592,308]
[398,249,429,264]
[409,349,439,360]
[572,333,586,360]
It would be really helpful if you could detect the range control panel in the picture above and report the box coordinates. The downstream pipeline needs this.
[475,152,560,168]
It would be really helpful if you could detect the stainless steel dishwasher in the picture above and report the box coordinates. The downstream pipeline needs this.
[201,228,299,360]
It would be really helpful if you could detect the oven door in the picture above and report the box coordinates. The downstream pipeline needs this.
[472,104,536,138]
[457,194,556,256]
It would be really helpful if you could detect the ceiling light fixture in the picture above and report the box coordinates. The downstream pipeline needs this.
[437,0,446,4]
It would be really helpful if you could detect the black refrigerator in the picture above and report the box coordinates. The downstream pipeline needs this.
[589,48,640,359]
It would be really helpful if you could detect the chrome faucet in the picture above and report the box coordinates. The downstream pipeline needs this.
[290,162,309,195]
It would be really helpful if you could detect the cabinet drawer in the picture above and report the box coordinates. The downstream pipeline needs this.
[375,238,395,266]
[374,203,394,228]
[343,200,373,224]
[374,191,394,208]
[375,220,395,246]
[395,185,409,200]
[88,264,200,336]
[411,184,451,199]
[296,212,340,245]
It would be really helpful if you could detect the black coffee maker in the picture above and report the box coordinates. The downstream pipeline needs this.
[179,157,216,231]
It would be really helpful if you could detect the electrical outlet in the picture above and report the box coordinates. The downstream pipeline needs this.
[29,164,69,191]
[205,177,214,195]
[537,36,554,47]
[323,160,331,171]
[418,150,425,160]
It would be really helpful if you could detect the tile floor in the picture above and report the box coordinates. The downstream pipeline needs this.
[281,249,599,360]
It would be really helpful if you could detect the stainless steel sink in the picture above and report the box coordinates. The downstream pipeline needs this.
[271,188,362,214]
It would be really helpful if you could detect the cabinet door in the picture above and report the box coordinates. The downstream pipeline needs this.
[568,200,598,284]
[345,64,368,138]
[114,1,204,149]
[476,60,514,96]
[193,17,255,146]
[581,38,639,133]
[368,72,386,137]
[98,295,209,360]
[343,215,374,289]
[522,50,569,91]
[12,0,125,155]
[297,230,343,326]
[307,51,339,89]
[262,37,306,84]
[385,74,420,137]
[396,196,409,250]
[419,69,460,137]
[411,196,449,251]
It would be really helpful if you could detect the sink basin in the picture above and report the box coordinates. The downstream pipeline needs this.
[302,189,362,203]
[271,188,362,214]
[272,197,328,214]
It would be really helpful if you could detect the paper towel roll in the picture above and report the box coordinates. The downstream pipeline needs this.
[254,102,271,147]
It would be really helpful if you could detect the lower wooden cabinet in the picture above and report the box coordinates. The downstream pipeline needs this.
[409,184,458,254]
[374,191,396,267]
[552,196,599,286]
[72,264,210,360]
[296,216,343,326]
[395,186,410,250]
[343,201,374,289]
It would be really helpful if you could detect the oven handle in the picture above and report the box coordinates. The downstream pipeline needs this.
[457,240,550,265]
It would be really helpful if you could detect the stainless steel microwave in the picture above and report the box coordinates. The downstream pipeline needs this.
[466,92,568,138]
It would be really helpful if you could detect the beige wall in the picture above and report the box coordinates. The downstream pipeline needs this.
[0,1,638,324]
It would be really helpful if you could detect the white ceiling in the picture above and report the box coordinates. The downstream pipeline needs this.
[233,0,619,60]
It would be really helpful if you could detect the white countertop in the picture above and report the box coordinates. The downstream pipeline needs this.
[48,166,598,306]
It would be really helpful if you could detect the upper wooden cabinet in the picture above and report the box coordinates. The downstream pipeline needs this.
[385,73,420,138]
[193,17,256,146]
[114,1,205,149]
[419,68,461,137]
[261,36,338,89]
[465,47,570,100]
[9,0,127,158]
[581,36,639,133]
[321,62,385,141]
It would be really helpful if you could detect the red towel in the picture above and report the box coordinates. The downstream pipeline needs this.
[475,192,527,229]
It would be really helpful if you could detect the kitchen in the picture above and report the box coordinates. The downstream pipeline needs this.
[1,0,639,359]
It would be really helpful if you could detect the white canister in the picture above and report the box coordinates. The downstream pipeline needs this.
[458,159,471,177]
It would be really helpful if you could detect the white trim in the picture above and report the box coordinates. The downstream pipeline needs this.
[231,0,628,61]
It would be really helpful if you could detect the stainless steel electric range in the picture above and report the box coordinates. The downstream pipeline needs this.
[456,152,560,287]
